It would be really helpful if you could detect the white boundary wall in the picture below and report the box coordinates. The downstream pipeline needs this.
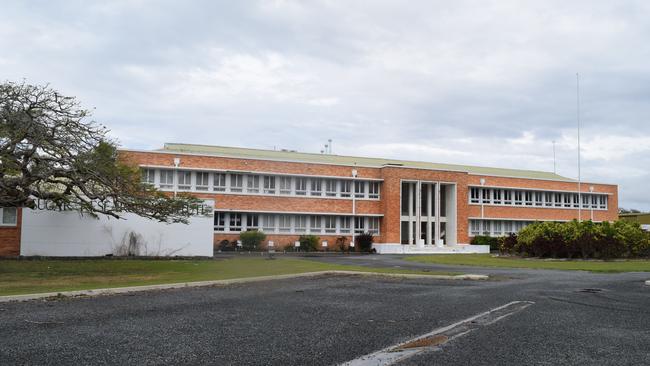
[20,208,213,257]
[372,243,490,254]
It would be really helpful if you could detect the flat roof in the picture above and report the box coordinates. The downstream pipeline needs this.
[156,143,576,182]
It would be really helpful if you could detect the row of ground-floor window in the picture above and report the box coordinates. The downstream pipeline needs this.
[470,219,535,237]
[214,211,380,235]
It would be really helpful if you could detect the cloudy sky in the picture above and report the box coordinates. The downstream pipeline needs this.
[2,1,650,209]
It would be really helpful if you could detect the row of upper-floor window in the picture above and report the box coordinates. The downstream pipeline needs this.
[214,211,380,235]
[469,187,608,210]
[141,168,380,199]
[469,219,535,237]
[0,207,17,226]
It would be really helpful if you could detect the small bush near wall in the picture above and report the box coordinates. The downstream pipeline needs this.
[298,235,320,252]
[506,220,650,259]
[355,232,374,253]
[239,230,267,251]
[470,235,500,251]
[336,236,348,252]
[499,234,518,254]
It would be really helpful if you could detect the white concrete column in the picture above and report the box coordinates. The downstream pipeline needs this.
[435,183,443,247]
[408,182,414,245]
[426,183,432,245]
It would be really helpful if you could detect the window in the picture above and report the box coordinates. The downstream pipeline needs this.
[295,178,307,195]
[325,179,337,197]
[261,214,275,232]
[177,171,192,190]
[246,214,259,230]
[504,221,514,234]
[564,194,572,208]
[278,215,291,233]
[572,194,580,208]
[310,216,322,233]
[599,195,607,209]
[534,192,543,206]
[214,212,226,231]
[324,216,336,234]
[340,181,351,197]
[159,170,174,189]
[493,189,502,205]
[482,221,491,236]
[481,189,491,204]
[369,182,380,199]
[246,175,260,193]
[340,216,351,233]
[470,187,480,204]
[354,181,365,198]
[354,216,365,234]
[555,193,563,207]
[591,195,598,209]
[141,168,155,184]
[368,217,380,235]
[514,191,523,205]
[213,173,227,192]
[229,213,242,231]
[524,191,533,206]
[0,207,17,225]
[493,221,502,236]
[545,192,553,207]
[503,190,512,205]
[470,220,480,236]
[310,179,322,196]
[582,194,590,208]
[230,174,243,193]
[196,172,209,191]
[295,215,307,233]
[263,176,276,194]
[279,177,292,195]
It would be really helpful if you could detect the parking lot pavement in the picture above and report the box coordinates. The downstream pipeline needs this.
[0,262,648,366]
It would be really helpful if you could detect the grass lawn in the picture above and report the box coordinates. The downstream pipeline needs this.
[404,254,650,273]
[0,256,458,296]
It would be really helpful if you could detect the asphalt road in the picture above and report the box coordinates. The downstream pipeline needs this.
[0,255,648,365]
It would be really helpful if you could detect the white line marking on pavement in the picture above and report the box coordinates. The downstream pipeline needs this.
[340,300,535,366]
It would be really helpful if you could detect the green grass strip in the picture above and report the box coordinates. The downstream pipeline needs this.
[0,257,457,296]
[404,254,650,273]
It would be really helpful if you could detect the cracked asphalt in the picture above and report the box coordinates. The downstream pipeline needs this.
[0,255,648,365]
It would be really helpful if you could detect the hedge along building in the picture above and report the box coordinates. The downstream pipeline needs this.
[114,143,619,254]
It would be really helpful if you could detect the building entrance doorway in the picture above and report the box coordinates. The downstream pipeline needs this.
[400,181,456,246]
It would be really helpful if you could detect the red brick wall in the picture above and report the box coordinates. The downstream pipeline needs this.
[0,208,21,256]
[119,150,620,247]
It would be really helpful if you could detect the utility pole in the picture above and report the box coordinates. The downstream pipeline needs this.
[577,73,582,222]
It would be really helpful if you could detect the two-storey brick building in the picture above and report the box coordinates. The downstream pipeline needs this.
[116,143,618,254]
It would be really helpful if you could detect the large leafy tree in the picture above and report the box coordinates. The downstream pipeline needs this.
[0,81,201,223]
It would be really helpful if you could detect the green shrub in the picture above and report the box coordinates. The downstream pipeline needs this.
[298,235,320,252]
[511,220,650,259]
[355,232,374,253]
[498,234,518,254]
[239,230,266,251]
[470,235,500,251]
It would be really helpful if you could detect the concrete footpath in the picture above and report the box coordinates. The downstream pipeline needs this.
[0,270,488,303]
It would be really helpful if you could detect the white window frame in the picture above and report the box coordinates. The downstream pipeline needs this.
[230,174,243,193]
[214,173,227,192]
[263,176,276,195]
[295,178,307,196]
[141,168,155,185]
[177,171,192,190]
[368,182,380,199]
[246,175,260,194]
[279,177,292,195]
[195,171,209,191]
[159,170,174,189]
